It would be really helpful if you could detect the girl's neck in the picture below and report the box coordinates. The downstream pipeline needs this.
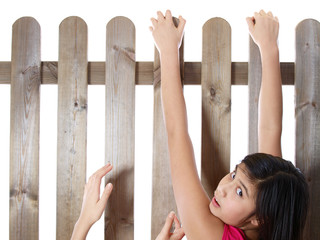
[244,229,259,240]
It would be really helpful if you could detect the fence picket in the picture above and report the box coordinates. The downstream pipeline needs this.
[9,17,41,240]
[295,19,320,240]
[56,17,88,240]
[248,37,261,154]
[201,18,231,197]
[105,16,135,240]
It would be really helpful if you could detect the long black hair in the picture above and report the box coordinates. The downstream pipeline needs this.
[242,153,309,240]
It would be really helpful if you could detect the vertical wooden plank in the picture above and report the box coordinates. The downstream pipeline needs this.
[105,17,135,240]
[295,19,320,240]
[10,17,41,240]
[248,37,261,154]
[151,18,183,239]
[201,18,231,197]
[56,17,88,240]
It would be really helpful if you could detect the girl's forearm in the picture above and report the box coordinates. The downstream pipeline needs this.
[71,219,91,240]
[258,43,283,154]
[160,51,188,136]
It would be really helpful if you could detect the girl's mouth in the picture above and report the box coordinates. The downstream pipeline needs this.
[212,196,220,208]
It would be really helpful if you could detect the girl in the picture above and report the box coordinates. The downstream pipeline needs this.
[149,10,309,240]
[71,163,185,240]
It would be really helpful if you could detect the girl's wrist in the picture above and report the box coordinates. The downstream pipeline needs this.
[259,42,278,55]
[159,49,180,64]
[259,43,279,60]
[159,48,179,58]
[72,217,92,239]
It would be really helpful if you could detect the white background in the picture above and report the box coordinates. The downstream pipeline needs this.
[0,0,319,239]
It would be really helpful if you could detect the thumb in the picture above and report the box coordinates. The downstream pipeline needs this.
[246,17,254,33]
[177,16,186,35]
[172,228,185,240]
[160,212,175,234]
[98,183,113,210]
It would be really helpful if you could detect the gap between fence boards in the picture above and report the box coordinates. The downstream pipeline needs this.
[0,61,294,85]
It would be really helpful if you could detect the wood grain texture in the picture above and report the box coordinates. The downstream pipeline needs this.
[56,16,88,240]
[0,61,11,83]
[104,17,135,240]
[295,19,320,240]
[151,18,182,240]
[9,17,41,240]
[0,61,295,85]
[201,18,231,197]
[248,37,261,154]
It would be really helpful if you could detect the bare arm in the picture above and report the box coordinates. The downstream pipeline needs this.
[247,11,283,157]
[150,10,224,239]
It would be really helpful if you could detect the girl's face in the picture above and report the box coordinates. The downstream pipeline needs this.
[209,163,258,229]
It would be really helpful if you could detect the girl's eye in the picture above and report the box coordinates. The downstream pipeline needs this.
[237,188,243,197]
[231,172,236,179]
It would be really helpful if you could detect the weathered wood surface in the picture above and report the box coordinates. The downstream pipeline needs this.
[248,37,262,154]
[0,61,295,85]
[104,16,135,240]
[56,17,88,240]
[151,18,183,240]
[9,17,41,240]
[295,19,320,240]
[201,18,231,197]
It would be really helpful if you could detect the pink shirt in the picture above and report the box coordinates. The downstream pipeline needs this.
[222,224,246,240]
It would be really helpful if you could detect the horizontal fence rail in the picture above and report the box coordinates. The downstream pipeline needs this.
[0,61,295,85]
[0,15,319,240]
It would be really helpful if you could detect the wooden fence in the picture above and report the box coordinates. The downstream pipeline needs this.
[0,16,319,240]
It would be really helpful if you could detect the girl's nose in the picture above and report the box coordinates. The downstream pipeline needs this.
[217,183,229,197]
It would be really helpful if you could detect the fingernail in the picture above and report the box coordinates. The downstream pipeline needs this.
[106,163,113,168]
[169,211,175,218]
[107,183,113,189]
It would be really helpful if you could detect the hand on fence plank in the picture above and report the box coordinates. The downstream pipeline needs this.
[246,10,279,51]
[71,164,113,240]
[149,10,185,56]
[155,212,185,240]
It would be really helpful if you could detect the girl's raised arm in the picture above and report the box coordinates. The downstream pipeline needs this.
[247,10,283,157]
[150,10,224,239]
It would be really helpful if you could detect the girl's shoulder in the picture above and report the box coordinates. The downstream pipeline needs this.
[222,224,246,240]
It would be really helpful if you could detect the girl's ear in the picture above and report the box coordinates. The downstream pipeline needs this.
[250,218,259,227]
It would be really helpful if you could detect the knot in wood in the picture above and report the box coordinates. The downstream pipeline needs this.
[21,65,40,84]
[74,99,87,111]
[112,45,135,62]
[210,87,216,99]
